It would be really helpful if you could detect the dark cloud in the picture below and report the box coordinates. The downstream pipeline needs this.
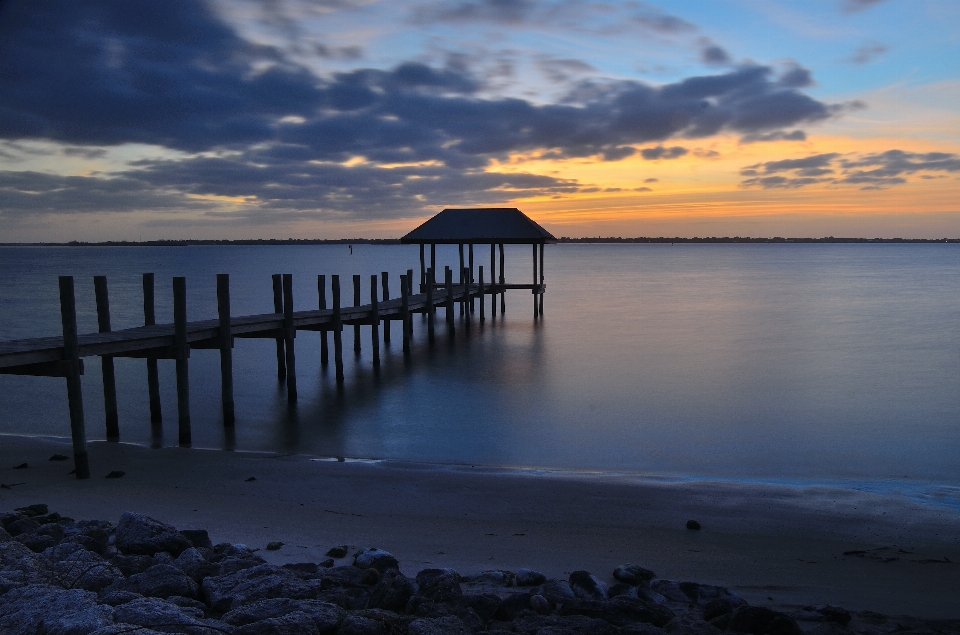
[536,57,596,83]
[699,41,731,66]
[640,146,688,160]
[411,0,537,24]
[314,43,364,60]
[841,0,886,13]
[740,130,806,143]
[740,150,960,190]
[634,186,652,192]
[847,41,888,65]
[643,178,658,183]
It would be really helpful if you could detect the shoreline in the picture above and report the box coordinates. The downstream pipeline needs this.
[2,436,960,619]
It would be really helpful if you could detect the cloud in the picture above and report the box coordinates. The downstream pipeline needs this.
[740,149,960,190]
[640,146,688,160]
[840,0,886,13]
[698,38,731,66]
[536,57,596,83]
[739,130,806,143]
[847,41,888,64]
[643,178,658,183]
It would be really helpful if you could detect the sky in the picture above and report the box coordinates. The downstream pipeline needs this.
[0,0,958,241]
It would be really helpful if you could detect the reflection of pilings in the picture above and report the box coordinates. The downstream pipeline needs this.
[173,276,191,447]
[93,275,119,441]
[216,273,235,426]
[59,276,90,480]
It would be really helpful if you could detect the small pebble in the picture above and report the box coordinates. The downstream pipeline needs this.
[13,463,28,470]
[48,454,68,462]
[686,520,701,530]
[105,471,125,479]
[245,476,257,482]
[361,567,381,585]
[326,545,349,558]
[266,541,284,551]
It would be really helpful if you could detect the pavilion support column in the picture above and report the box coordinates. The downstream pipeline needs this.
[216,274,235,426]
[173,277,191,447]
[353,274,361,357]
[499,243,506,314]
[490,244,497,317]
[458,244,465,316]
[539,242,545,316]
[381,272,391,344]
[419,244,426,292]
[59,276,90,480]
[282,273,297,402]
[468,244,475,313]
[332,275,344,385]
[427,267,435,344]
[430,244,437,314]
[142,273,162,444]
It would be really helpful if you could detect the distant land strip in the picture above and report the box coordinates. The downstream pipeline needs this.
[1,237,958,246]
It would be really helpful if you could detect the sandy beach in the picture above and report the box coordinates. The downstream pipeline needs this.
[1,435,959,620]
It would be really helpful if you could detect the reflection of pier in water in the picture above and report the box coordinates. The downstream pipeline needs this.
[0,207,555,479]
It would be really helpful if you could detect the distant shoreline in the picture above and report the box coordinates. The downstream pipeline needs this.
[1,236,958,246]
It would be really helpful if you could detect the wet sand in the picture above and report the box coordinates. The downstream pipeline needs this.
[1,435,959,619]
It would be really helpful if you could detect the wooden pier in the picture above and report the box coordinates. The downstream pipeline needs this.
[0,269,544,479]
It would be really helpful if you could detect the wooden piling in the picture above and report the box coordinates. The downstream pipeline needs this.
[419,244,426,291]
[533,244,538,317]
[499,243,506,313]
[353,274,361,356]
[58,276,90,480]
[282,274,297,402]
[490,244,497,317]
[332,275,344,384]
[430,245,437,314]
[370,275,380,368]
[272,274,285,380]
[426,267,435,344]
[142,273,162,436]
[539,241,545,316]
[216,274,235,426]
[93,276,119,441]
[173,276,191,447]
[381,272,391,344]
[479,266,485,322]
[445,267,454,334]
[400,274,410,355]
[318,275,328,365]
[468,244,475,313]
[458,244,465,315]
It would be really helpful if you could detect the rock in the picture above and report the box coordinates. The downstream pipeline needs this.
[202,563,325,612]
[15,532,56,553]
[610,583,638,598]
[352,547,399,572]
[569,570,610,600]
[686,520,701,530]
[112,596,209,631]
[513,610,619,635]
[614,564,657,586]
[181,529,214,550]
[463,592,502,623]
[6,517,40,537]
[110,553,155,577]
[0,525,11,542]
[336,614,389,635]
[50,454,69,461]
[529,594,550,614]
[234,610,321,635]
[222,598,344,633]
[621,624,669,635]
[326,545,348,558]
[90,626,166,635]
[516,568,547,586]
[63,520,113,554]
[55,549,124,591]
[0,541,53,591]
[408,615,472,635]
[115,512,192,557]
[677,582,745,608]
[97,589,143,606]
[173,547,220,582]
[266,541,284,551]
[814,605,852,626]
[727,606,805,635]
[105,471,125,479]
[110,563,200,599]
[650,581,694,604]
[283,562,320,575]
[465,569,516,587]
[12,463,28,469]
[368,569,417,612]
[537,580,577,605]
[416,568,463,603]
[703,599,740,621]
[14,503,47,517]
[360,567,381,585]
[0,584,115,635]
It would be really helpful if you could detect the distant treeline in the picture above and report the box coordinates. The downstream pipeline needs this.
[1,236,958,246]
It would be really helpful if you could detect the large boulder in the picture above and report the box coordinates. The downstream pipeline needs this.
[560,596,676,628]
[367,569,417,612]
[222,598,344,633]
[114,512,191,557]
[0,584,115,635]
[112,597,211,632]
[352,548,399,573]
[569,571,610,600]
[202,564,325,613]
[726,606,805,635]
[0,541,52,592]
[408,615,472,635]
[108,563,199,599]
[55,549,124,592]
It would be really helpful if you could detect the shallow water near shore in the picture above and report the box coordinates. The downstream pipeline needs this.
[2,243,959,499]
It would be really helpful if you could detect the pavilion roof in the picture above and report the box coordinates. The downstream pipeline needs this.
[400,208,556,244]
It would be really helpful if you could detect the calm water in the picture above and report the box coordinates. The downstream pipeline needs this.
[2,244,959,494]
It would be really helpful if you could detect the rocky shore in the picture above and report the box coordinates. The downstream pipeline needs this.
[2,504,958,635]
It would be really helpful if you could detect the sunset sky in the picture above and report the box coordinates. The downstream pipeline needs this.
[1,0,958,241]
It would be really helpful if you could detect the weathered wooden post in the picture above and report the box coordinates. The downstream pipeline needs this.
[93,276,119,442]
[318,275,329,365]
[400,273,410,355]
[272,274,285,380]
[532,244,538,318]
[445,266,454,335]
[419,244,426,291]
[59,276,90,480]
[370,275,380,369]
[499,243,506,313]
[458,245,465,315]
[539,241,545,316]
[216,274,235,426]
[490,244,497,317]
[173,276,191,447]
[353,274,361,356]
[463,267,470,319]
[332,275,344,384]
[282,273,297,402]
[430,244,437,314]
[426,267,435,344]
[381,272,391,344]
[468,244,475,313]
[142,274,162,437]
[479,266,485,322]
